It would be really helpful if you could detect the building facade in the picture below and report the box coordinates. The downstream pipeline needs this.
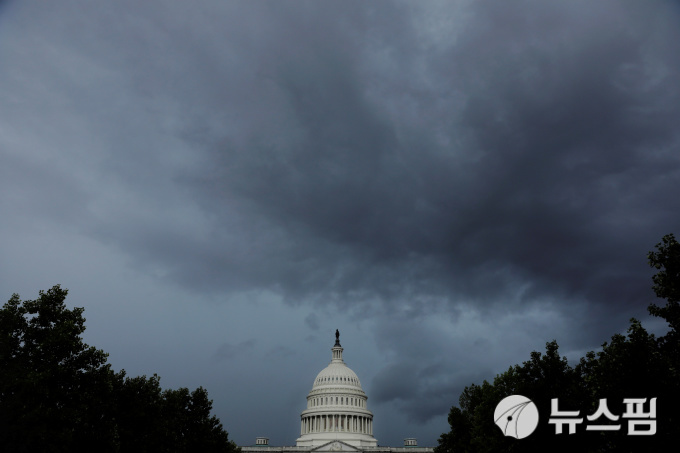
[241,331,434,453]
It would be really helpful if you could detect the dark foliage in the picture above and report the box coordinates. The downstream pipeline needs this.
[0,285,239,453]
[436,235,680,452]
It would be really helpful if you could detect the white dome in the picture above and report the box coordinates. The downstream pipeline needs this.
[296,331,377,448]
[313,363,362,389]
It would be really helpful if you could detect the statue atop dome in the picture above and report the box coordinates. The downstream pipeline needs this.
[335,329,341,346]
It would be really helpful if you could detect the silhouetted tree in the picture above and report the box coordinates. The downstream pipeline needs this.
[437,234,680,452]
[0,285,116,452]
[0,285,239,453]
[647,233,680,330]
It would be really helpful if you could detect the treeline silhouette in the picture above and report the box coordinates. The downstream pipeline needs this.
[435,234,680,453]
[0,285,239,453]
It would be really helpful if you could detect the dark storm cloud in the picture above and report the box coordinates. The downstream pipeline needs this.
[265,345,296,358]
[215,339,256,360]
[371,362,479,423]
[4,0,680,434]
[45,0,677,344]
[167,0,680,318]
[305,313,320,331]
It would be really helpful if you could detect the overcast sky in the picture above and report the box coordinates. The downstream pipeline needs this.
[1,0,680,447]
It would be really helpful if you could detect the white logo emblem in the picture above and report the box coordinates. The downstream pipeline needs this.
[494,395,539,439]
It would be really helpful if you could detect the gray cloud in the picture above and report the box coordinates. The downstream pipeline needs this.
[305,313,320,331]
[265,345,296,358]
[166,0,680,321]
[1,0,679,445]
[215,339,256,360]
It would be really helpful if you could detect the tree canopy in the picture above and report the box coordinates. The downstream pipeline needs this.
[0,285,239,453]
[436,234,680,452]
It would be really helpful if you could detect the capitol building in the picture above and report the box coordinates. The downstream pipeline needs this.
[241,331,434,453]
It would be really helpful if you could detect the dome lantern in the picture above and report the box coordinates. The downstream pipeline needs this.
[332,329,343,362]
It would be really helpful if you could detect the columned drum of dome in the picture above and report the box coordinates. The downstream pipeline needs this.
[296,331,378,447]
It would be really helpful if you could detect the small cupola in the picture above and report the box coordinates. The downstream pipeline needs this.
[331,329,344,362]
